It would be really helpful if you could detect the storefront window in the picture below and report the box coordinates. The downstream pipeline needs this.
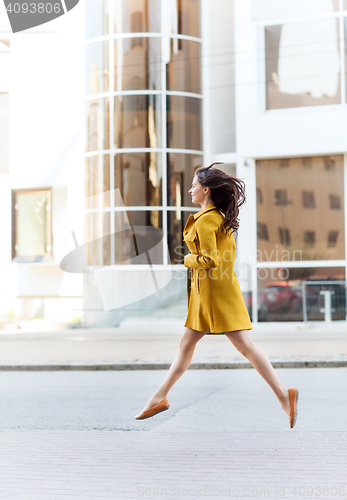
[85,97,110,152]
[114,152,162,206]
[167,96,202,150]
[256,156,345,261]
[166,38,201,93]
[168,210,192,264]
[257,266,346,322]
[167,153,203,207]
[85,155,110,209]
[114,94,162,149]
[12,189,52,262]
[265,18,340,110]
[85,212,111,266]
[114,210,163,264]
[114,37,161,91]
[114,0,161,33]
[253,0,339,22]
[85,41,109,95]
[167,0,200,38]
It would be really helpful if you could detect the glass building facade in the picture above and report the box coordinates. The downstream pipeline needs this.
[84,0,203,269]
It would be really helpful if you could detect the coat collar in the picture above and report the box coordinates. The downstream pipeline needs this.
[193,204,218,220]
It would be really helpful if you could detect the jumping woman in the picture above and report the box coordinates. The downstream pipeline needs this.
[135,163,299,428]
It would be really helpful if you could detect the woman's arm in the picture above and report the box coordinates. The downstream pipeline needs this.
[184,216,220,270]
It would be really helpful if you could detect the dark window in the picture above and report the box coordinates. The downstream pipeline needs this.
[257,222,269,241]
[328,231,339,247]
[279,227,290,245]
[324,157,335,171]
[329,194,341,209]
[274,189,287,204]
[304,231,315,246]
[302,157,312,168]
[279,158,290,168]
[302,191,315,208]
[256,188,263,205]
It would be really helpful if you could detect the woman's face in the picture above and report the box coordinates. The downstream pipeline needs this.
[188,175,208,204]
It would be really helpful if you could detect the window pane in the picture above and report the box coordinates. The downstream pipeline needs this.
[85,212,111,266]
[167,153,203,207]
[14,190,51,258]
[85,41,109,95]
[167,96,202,150]
[114,152,162,206]
[265,18,341,110]
[166,38,201,93]
[253,0,339,22]
[114,38,161,91]
[85,155,110,209]
[169,0,200,38]
[114,94,162,148]
[114,210,163,264]
[168,210,192,264]
[114,0,161,33]
[85,0,109,39]
[85,98,110,152]
[256,156,345,261]
[257,267,346,322]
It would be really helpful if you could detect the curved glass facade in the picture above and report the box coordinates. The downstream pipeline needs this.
[84,0,203,267]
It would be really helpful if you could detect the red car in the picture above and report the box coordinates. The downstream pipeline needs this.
[258,281,302,318]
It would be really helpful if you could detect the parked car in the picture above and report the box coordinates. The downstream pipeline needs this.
[258,281,302,321]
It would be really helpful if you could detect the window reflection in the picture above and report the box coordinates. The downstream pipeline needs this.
[114,94,162,149]
[265,18,341,110]
[164,0,200,38]
[85,0,109,39]
[167,96,202,150]
[85,155,110,209]
[114,210,163,264]
[85,41,109,95]
[168,210,192,264]
[167,153,203,207]
[114,152,162,206]
[256,156,345,261]
[114,0,161,33]
[85,212,111,266]
[86,98,110,152]
[166,38,201,93]
[257,267,346,322]
[114,37,161,91]
[253,0,339,22]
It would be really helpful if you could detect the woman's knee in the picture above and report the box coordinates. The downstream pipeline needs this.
[226,331,254,355]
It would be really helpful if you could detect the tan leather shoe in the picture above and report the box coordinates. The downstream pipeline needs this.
[288,388,299,428]
[135,397,170,420]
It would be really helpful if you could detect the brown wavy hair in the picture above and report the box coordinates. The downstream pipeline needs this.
[195,162,246,238]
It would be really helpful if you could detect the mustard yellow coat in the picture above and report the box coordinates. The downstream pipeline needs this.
[183,204,253,334]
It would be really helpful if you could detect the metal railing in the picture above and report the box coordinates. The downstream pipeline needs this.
[301,280,347,322]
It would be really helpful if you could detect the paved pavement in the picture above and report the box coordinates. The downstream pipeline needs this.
[0,318,346,369]
[0,368,346,499]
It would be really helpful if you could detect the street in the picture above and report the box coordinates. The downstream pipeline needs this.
[0,368,346,498]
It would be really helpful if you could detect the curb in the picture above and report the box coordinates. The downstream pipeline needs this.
[0,360,346,370]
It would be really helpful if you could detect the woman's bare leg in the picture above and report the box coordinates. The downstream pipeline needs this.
[224,329,291,416]
[141,327,207,411]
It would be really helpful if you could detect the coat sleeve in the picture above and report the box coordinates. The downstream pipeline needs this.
[184,216,220,270]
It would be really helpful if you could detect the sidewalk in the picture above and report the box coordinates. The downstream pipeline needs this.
[0,315,346,369]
